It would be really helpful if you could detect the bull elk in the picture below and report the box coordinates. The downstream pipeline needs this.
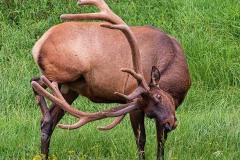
[30,0,191,159]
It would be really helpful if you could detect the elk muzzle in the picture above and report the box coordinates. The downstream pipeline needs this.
[145,106,178,132]
[162,116,178,132]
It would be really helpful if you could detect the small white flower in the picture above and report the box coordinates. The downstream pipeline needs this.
[213,151,222,157]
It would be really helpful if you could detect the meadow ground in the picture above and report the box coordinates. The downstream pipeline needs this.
[0,0,239,159]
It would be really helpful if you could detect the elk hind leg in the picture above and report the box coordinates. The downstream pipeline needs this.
[30,77,78,159]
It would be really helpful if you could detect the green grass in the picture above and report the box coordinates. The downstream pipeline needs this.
[0,0,240,159]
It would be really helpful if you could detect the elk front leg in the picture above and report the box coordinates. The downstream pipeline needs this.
[156,120,168,160]
[130,110,146,160]
[31,77,78,159]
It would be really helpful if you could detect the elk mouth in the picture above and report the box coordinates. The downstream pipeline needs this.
[152,113,178,132]
[144,109,157,119]
[163,122,172,132]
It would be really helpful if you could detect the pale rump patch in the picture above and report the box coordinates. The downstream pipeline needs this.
[32,27,54,74]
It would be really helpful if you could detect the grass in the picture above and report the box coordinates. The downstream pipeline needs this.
[0,0,240,159]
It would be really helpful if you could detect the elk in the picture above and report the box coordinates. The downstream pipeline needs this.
[30,0,191,159]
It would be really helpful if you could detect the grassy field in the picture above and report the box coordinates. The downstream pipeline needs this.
[0,0,240,159]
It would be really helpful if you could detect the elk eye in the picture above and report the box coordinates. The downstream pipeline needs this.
[156,94,161,100]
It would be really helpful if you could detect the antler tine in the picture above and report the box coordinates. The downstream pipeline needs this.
[120,68,149,90]
[61,0,126,25]
[97,115,125,131]
[114,86,146,101]
[31,76,139,130]
[41,76,65,100]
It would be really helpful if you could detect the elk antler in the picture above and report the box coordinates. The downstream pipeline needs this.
[31,76,138,130]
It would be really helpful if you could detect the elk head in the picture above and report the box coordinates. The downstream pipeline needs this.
[112,66,178,133]
[141,66,178,132]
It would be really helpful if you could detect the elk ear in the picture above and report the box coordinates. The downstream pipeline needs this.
[151,66,161,86]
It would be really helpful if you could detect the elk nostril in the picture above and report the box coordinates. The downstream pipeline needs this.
[164,123,172,132]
